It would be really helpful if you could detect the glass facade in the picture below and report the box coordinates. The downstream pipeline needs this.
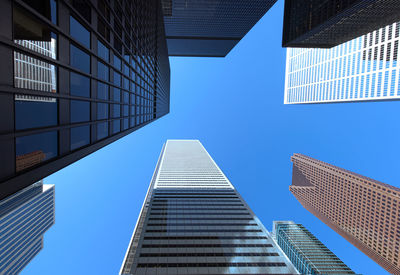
[161,0,277,57]
[272,221,357,275]
[120,140,297,275]
[284,22,400,104]
[0,0,170,200]
[0,181,55,274]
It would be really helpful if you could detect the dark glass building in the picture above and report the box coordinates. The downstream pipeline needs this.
[282,0,400,48]
[161,0,277,57]
[0,0,170,200]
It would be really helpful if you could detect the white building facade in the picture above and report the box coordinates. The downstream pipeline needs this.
[120,140,298,275]
[284,22,400,104]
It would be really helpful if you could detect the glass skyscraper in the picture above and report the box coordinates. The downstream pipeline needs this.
[161,0,277,57]
[272,221,357,274]
[284,21,400,104]
[0,0,170,200]
[120,140,298,275]
[0,181,55,274]
[282,0,400,48]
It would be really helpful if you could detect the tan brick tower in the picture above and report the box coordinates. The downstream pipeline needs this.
[290,153,400,274]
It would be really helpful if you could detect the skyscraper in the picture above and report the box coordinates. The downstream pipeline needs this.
[120,140,298,275]
[284,21,400,104]
[282,0,400,48]
[161,0,277,57]
[272,221,357,274]
[0,0,170,200]
[0,181,55,274]
[290,153,400,274]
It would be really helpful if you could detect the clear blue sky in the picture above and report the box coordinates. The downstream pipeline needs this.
[24,1,398,274]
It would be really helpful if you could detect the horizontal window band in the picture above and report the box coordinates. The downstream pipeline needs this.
[150,208,246,211]
[145,229,263,233]
[153,193,236,196]
[149,213,250,216]
[139,252,279,257]
[151,204,244,207]
[136,262,286,268]
[147,223,258,226]
[143,236,268,240]
[152,200,241,203]
[148,217,253,221]
[153,196,239,199]
[141,244,273,248]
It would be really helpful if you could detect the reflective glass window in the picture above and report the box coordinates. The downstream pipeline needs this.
[16,131,58,172]
[123,105,129,116]
[70,72,90,97]
[72,0,91,23]
[97,103,108,120]
[14,53,57,93]
[123,92,129,103]
[97,122,108,140]
[97,40,109,62]
[97,82,108,100]
[123,118,128,130]
[71,100,90,123]
[130,116,135,127]
[112,104,120,118]
[113,88,120,102]
[130,94,136,105]
[97,61,109,81]
[113,55,121,70]
[15,95,57,130]
[112,120,120,134]
[70,16,90,48]
[113,71,121,86]
[71,125,90,150]
[20,0,57,24]
[70,44,90,73]
[123,63,129,76]
[123,77,129,90]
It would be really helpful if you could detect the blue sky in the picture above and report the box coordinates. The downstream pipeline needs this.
[23,1,399,274]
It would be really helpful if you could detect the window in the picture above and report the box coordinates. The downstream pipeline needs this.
[21,0,57,24]
[16,131,58,172]
[70,44,90,73]
[97,61,109,81]
[70,100,90,123]
[113,88,120,102]
[112,104,120,118]
[113,71,121,86]
[71,125,90,150]
[72,0,91,23]
[97,40,109,62]
[112,120,120,134]
[113,55,121,70]
[97,103,108,120]
[15,95,57,130]
[70,72,90,97]
[70,16,90,48]
[97,82,108,100]
[97,122,108,140]
[123,118,128,130]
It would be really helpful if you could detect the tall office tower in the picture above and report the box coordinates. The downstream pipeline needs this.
[120,140,298,275]
[272,221,357,274]
[0,0,170,200]
[0,181,55,274]
[284,22,400,104]
[290,153,400,274]
[282,0,400,48]
[161,0,277,57]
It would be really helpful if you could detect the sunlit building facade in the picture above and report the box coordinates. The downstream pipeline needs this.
[272,221,357,274]
[120,140,298,275]
[284,22,400,104]
[0,181,55,274]
[290,153,400,274]
[0,0,170,200]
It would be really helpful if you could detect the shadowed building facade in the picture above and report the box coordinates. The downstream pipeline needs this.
[272,221,357,274]
[0,181,55,274]
[161,0,277,57]
[120,140,298,275]
[290,153,400,274]
[0,0,170,200]
[282,0,400,48]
